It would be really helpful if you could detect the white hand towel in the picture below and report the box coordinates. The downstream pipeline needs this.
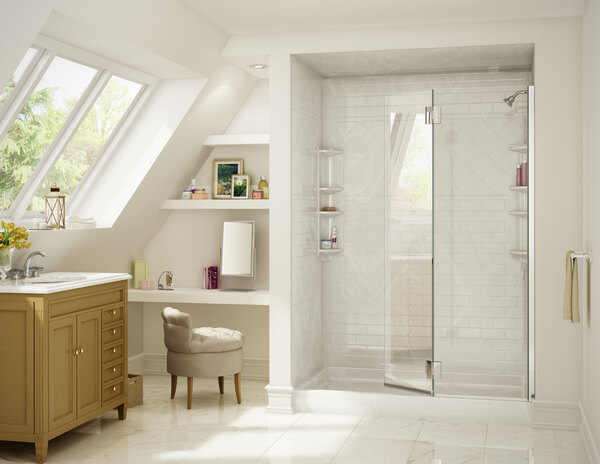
[563,250,580,323]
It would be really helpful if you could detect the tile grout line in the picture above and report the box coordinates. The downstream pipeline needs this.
[327,415,364,464]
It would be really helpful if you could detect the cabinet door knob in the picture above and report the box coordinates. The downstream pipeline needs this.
[111,367,117,373]
[80,348,84,354]
[111,310,117,316]
[111,348,117,353]
[111,329,117,335]
[74,349,80,356]
[111,386,117,392]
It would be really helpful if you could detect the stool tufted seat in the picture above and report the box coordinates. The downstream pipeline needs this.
[161,307,244,408]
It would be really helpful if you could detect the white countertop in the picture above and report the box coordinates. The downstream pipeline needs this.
[0,272,131,294]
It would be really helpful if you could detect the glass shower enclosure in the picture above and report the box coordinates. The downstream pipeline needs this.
[384,86,533,399]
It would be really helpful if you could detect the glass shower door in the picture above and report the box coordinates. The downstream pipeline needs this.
[384,92,434,394]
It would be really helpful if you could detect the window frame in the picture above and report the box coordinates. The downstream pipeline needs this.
[0,35,156,221]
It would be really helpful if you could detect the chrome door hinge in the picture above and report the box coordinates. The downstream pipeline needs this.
[425,106,441,124]
[426,360,442,379]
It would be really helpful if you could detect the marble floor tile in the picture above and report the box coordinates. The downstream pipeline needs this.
[417,421,488,447]
[485,424,555,450]
[408,441,485,464]
[350,416,424,441]
[330,436,415,464]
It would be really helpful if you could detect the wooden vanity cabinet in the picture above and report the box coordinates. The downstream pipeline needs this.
[0,280,128,464]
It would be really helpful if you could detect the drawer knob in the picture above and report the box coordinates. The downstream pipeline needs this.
[111,310,117,316]
[111,367,117,373]
[111,386,117,392]
[74,349,80,356]
[111,329,117,335]
[111,348,117,353]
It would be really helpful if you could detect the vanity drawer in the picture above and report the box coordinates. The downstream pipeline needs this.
[102,343,123,364]
[103,381,124,403]
[103,362,124,384]
[102,324,124,345]
[102,306,124,326]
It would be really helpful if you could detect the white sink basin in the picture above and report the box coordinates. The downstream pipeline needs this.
[24,275,88,284]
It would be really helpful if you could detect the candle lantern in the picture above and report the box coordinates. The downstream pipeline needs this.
[44,185,66,229]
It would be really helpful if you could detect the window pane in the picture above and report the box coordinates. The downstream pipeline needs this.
[0,48,39,112]
[0,56,97,211]
[27,76,142,211]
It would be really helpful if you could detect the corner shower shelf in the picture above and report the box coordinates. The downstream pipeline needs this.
[509,210,527,217]
[508,144,528,153]
[319,210,343,217]
[319,187,343,194]
[509,186,528,192]
[317,146,344,259]
[317,147,344,157]
[318,249,343,259]
[509,250,528,257]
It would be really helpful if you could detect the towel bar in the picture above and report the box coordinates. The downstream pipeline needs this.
[571,252,592,266]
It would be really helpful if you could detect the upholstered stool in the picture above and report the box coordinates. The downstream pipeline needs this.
[161,307,244,408]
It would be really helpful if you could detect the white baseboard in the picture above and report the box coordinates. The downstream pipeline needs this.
[139,353,268,380]
[532,400,581,429]
[580,404,600,464]
[265,384,294,413]
[128,353,144,375]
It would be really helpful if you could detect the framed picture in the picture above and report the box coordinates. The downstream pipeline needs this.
[213,159,243,199]
[232,174,250,199]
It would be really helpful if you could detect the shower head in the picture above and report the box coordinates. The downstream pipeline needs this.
[504,90,528,107]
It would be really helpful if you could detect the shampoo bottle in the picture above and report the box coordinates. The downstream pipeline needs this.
[331,226,338,249]
[516,164,521,186]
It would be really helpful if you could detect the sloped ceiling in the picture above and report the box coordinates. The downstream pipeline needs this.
[181,0,586,34]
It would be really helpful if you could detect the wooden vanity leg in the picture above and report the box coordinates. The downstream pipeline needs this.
[218,376,224,394]
[35,437,48,464]
[171,374,177,399]
[187,377,193,409]
[234,373,241,404]
[118,402,127,420]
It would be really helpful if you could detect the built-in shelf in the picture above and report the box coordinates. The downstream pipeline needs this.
[319,211,343,217]
[509,250,528,257]
[317,147,344,157]
[128,288,269,305]
[203,134,269,147]
[509,210,527,217]
[319,187,343,194]
[508,144,528,153]
[162,199,270,210]
[509,186,528,192]
[318,249,343,256]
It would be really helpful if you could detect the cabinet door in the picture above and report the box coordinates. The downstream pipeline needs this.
[49,315,77,431]
[0,298,34,434]
[77,310,101,417]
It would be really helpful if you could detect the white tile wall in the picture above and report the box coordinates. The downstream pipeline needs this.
[315,70,531,398]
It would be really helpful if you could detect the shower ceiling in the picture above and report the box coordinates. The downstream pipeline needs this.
[295,44,534,78]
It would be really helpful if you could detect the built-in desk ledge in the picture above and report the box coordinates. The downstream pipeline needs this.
[162,199,270,210]
[128,287,269,305]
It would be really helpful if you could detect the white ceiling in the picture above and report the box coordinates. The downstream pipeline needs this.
[296,44,534,78]
[181,0,586,35]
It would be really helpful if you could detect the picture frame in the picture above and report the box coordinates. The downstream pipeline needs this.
[232,174,250,199]
[213,159,243,198]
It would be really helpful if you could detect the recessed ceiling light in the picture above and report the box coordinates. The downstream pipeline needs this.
[249,64,268,70]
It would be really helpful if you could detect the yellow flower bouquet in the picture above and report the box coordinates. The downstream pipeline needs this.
[0,221,31,250]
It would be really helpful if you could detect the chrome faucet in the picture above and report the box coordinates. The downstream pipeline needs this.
[24,251,47,277]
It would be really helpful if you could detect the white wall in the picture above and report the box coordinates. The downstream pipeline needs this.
[227,16,583,407]
[582,0,600,456]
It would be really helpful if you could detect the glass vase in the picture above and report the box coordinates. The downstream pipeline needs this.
[0,247,14,280]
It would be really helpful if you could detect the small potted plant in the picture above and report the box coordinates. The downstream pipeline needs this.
[0,221,31,280]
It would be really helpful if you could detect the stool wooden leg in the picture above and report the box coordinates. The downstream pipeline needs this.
[234,373,241,404]
[171,374,177,399]
[187,377,193,409]
[218,376,224,394]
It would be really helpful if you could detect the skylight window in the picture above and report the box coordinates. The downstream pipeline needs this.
[0,38,149,222]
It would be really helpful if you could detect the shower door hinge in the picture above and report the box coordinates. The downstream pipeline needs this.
[425,106,441,124]
[426,360,442,379]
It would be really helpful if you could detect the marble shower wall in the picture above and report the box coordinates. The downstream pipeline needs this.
[291,57,324,386]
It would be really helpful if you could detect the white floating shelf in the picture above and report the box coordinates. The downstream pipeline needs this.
[509,250,528,257]
[319,211,343,216]
[319,187,343,194]
[129,288,269,305]
[508,144,528,153]
[203,134,269,147]
[317,147,344,157]
[162,199,270,210]
[509,210,527,217]
[509,186,528,192]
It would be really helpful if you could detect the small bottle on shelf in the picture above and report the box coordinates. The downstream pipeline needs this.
[331,226,338,249]
[258,176,269,199]
[516,164,521,187]
[520,162,528,186]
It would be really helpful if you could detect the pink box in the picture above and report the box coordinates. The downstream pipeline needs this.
[141,280,155,290]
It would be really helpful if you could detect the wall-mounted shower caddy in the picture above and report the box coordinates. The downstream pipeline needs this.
[316,147,344,261]
[508,143,528,259]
